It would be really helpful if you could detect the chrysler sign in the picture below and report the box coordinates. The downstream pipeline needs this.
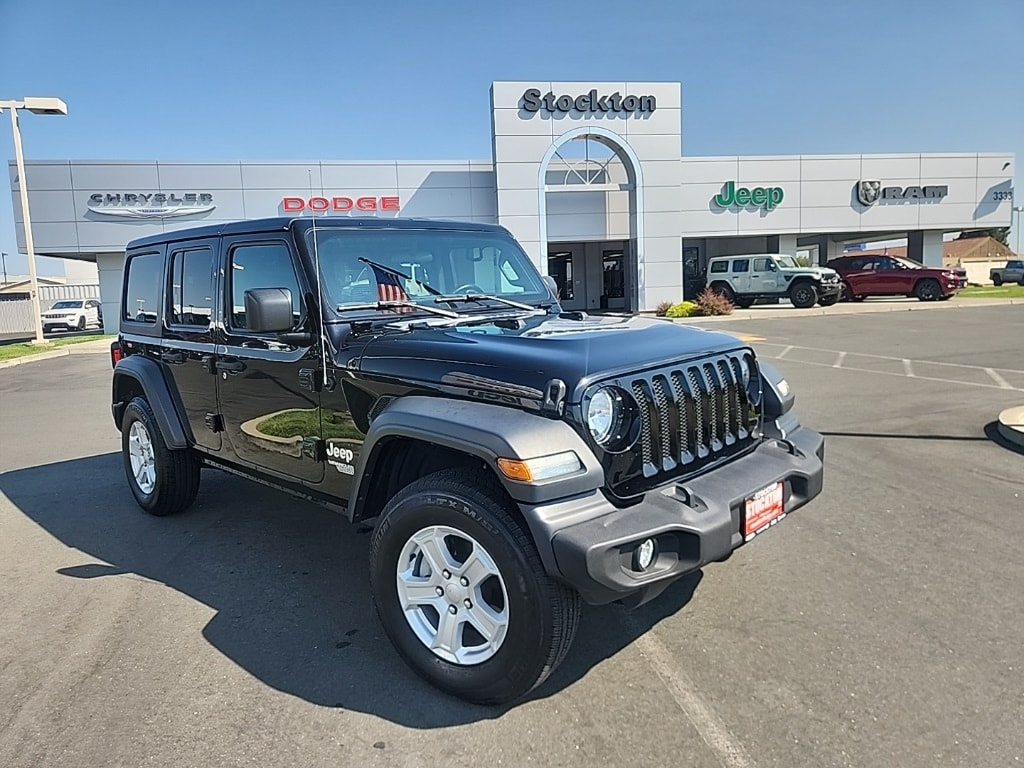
[87,192,215,219]
[520,88,656,115]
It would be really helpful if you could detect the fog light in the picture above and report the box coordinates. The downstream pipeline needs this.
[634,538,656,571]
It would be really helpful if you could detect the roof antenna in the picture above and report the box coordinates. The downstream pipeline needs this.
[308,168,329,389]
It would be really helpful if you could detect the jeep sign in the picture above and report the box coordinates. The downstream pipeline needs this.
[520,88,656,115]
[713,181,784,211]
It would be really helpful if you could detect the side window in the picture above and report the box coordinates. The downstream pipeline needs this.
[752,258,769,272]
[123,251,163,324]
[876,257,896,270]
[168,247,214,327]
[732,258,750,273]
[709,260,729,274]
[228,242,302,331]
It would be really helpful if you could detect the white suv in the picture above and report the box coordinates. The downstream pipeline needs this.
[705,254,843,309]
[41,299,102,332]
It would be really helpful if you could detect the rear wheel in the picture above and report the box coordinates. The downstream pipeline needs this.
[121,396,200,516]
[789,282,818,309]
[369,468,580,704]
[818,294,840,307]
[734,296,755,309]
[711,282,735,303]
[915,278,941,301]
[992,275,1003,286]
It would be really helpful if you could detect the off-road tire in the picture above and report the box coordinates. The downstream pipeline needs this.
[735,296,755,309]
[369,468,580,705]
[915,278,941,302]
[992,275,1003,286]
[790,281,818,309]
[76,316,86,330]
[818,294,840,307]
[121,396,200,516]
[711,282,735,303]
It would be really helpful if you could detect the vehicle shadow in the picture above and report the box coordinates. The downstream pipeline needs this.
[0,453,703,728]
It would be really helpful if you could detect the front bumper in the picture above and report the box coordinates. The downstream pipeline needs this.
[538,425,824,605]
[819,282,842,298]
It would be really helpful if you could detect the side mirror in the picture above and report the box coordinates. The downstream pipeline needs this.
[244,288,295,333]
[542,275,560,298]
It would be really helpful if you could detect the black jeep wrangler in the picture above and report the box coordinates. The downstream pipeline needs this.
[110,217,824,704]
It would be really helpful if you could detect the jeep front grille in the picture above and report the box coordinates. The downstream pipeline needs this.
[602,352,760,497]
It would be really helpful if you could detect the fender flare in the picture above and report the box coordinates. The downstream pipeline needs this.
[111,355,191,449]
[349,396,604,518]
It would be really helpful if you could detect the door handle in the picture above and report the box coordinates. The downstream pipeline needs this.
[160,350,186,364]
[215,359,246,373]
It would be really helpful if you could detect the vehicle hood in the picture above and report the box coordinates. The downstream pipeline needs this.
[353,313,749,404]
[779,266,839,279]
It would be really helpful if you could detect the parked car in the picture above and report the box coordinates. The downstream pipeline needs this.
[826,255,967,302]
[110,216,825,704]
[705,254,842,308]
[41,298,102,332]
[989,260,1024,286]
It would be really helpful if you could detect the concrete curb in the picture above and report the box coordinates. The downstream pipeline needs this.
[996,406,1024,450]
[0,339,112,369]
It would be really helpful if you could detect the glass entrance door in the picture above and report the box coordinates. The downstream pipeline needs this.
[547,245,586,311]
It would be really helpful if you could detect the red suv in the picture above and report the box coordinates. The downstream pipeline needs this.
[826,255,967,302]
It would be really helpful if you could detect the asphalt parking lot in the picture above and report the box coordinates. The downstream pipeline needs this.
[1,305,1021,768]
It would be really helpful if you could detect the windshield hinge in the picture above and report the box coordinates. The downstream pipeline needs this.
[541,378,567,415]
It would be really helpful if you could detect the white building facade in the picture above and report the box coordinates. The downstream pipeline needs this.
[8,81,1016,328]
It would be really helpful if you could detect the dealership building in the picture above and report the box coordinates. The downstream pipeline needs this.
[8,81,1016,330]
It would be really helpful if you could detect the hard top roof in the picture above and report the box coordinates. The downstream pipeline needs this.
[126,217,508,250]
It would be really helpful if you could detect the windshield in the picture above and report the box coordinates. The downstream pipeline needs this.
[775,256,799,268]
[306,228,549,310]
[50,300,83,310]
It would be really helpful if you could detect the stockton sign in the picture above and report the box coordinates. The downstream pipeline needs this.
[86,192,215,219]
[520,88,656,115]
[856,180,948,206]
[713,181,784,211]
[282,196,400,212]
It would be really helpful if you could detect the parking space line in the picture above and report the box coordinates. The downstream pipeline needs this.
[903,359,915,377]
[634,629,755,768]
[833,351,846,368]
[777,345,793,359]
[984,368,1013,389]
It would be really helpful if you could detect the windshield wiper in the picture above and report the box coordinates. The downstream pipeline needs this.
[357,257,443,296]
[337,300,461,318]
[434,293,537,311]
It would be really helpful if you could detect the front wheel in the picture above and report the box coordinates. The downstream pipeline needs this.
[76,316,86,331]
[369,468,580,704]
[790,282,818,308]
[121,397,200,516]
[915,278,942,301]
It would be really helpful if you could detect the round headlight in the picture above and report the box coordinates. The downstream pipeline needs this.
[586,387,618,444]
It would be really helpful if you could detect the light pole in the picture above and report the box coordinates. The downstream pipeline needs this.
[0,97,68,345]
[1,252,7,285]
[1014,205,1024,258]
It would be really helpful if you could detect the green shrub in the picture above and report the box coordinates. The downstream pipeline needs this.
[654,300,674,317]
[665,300,698,318]
[694,287,734,316]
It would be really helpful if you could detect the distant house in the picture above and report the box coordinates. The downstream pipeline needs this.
[0,275,67,294]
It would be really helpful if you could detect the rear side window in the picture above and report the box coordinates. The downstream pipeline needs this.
[123,251,163,324]
[732,259,750,273]
[709,260,729,274]
[228,242,302,331]
[169,247,214,327]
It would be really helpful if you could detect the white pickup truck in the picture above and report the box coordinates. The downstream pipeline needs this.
[989,260,1024,286]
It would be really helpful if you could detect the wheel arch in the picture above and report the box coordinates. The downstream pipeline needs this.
[111,355,191,449]
[348,396,604,523]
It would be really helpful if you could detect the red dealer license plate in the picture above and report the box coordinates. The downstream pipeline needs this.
[743,481,785,541]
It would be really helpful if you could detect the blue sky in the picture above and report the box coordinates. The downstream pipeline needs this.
[1,0,1022,276]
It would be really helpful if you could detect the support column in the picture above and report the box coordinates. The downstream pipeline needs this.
[907,230,944,267]
[767,234,799,254]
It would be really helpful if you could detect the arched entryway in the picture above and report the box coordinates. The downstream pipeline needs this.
[537,126,644,313]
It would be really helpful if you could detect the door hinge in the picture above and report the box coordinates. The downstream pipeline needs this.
[205,413,224,432]
[302,436,324,461]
